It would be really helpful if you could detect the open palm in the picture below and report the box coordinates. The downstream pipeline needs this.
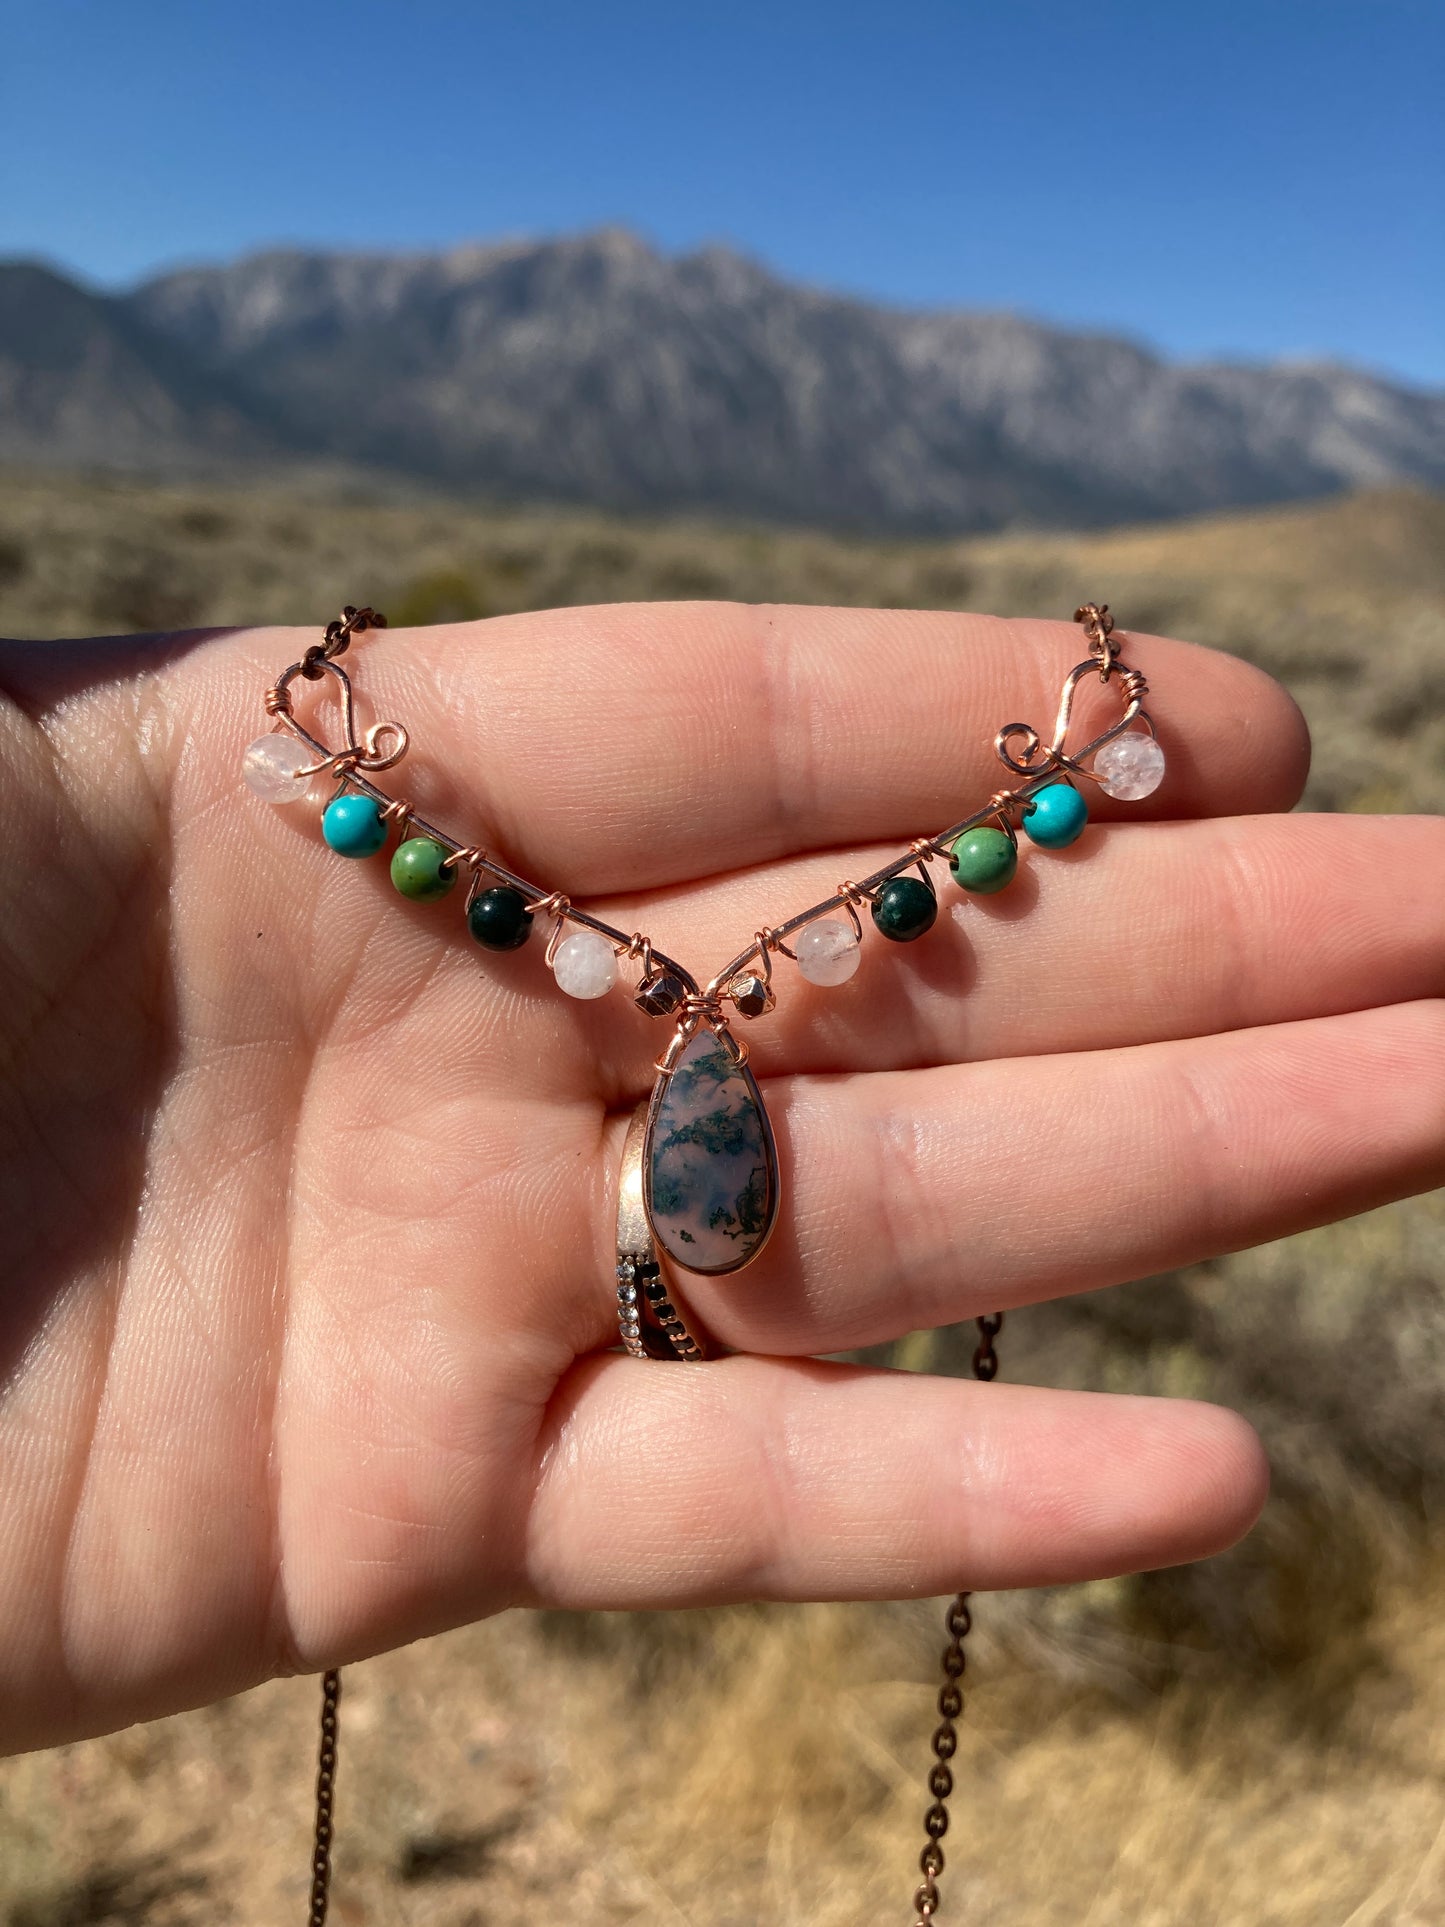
[2,602,1441,1755]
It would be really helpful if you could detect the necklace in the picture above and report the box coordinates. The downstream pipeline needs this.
[242,599,1164,1922]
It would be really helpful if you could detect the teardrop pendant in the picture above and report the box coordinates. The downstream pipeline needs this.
[643,1025,779,1275]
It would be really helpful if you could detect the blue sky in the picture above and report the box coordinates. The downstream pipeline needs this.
[5,1,1441,384]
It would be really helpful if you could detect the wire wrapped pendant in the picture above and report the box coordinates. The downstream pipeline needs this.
[643,1019,780,1275]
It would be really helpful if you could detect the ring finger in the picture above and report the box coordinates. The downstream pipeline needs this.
[582,996,1445,1355]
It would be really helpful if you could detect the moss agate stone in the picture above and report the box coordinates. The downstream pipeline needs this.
[645,1030,778,1274]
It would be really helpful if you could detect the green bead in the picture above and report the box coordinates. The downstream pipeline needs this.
[949,825,1017,894]
[467,885,533,951]
[871,874,938,942]
[390,837,457,903]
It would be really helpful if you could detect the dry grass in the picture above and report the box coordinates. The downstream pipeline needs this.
[1,474,1443,1924]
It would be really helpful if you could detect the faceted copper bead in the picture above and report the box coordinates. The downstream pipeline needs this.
[635,970,688,1017]
[727,972,775,1020]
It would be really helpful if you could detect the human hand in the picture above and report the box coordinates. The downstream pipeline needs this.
[2,604,1440,1753]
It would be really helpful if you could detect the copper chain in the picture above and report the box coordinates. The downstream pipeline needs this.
[299,604,387,681]
[911,1312,1004,1924]
[308,1670,341,1926]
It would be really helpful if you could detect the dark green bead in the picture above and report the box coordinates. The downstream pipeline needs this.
[871,874,938,942]
[467,885,533,951]
[949,825,1017,895]
[390,836,458,903]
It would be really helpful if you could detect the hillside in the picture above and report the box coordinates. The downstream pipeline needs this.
[3,471,1443,818]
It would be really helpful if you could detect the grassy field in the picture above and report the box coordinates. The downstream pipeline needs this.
[1,473,1443,1925]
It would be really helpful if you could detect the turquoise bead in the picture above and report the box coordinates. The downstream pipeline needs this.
[949,825,1017,894]
[1022,783,1089,848]
[391,836,457,902]
[322,793,387,858]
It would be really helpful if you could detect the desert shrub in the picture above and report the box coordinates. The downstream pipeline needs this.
[89,554,203,634]
[388,568,493,627]
[175,505,231,541]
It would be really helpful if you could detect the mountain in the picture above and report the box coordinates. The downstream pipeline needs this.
[2,230,1443,531]
[0,263,284,472]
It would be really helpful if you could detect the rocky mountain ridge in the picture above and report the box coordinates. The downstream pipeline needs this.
[2,229,1442,530]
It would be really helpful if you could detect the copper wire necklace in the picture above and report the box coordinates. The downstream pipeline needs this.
[242,600,1163,1923]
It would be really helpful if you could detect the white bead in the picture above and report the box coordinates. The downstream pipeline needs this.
[1093,731,1166,801]
[241,733,318,804]
[795,917,862,987]
[552,929,620,999]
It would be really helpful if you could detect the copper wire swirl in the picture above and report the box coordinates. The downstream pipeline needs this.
[296,746,362,782]
[624,933,656,977]
[680,992,725,1025]
[986,788,1031,825]
[757,925,796,962]
[528,893,573,968]
[833,885,868,942]
[295,721,410,783]
[654,992,749,1074]
[1117,665,1150,707]
[439,844,490,879]
[993,720,1046,774]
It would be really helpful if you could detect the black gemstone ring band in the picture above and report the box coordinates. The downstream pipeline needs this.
[616,1101,711,1360]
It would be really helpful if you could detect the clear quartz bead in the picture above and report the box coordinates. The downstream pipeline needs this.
[241,733,318,804]
[795,917,862,987]
[551,929,620,999]
[1093,731,1166,801]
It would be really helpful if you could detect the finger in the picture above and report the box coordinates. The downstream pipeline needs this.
[200,606,1308,892]
[578,999,1445,1356]
[523,1355,1269,1606]
[586,810,1445,1086]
